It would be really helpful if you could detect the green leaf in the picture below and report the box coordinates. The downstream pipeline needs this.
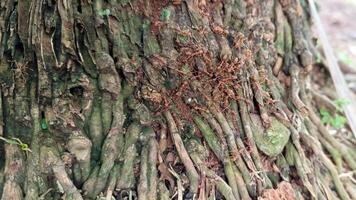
[319,107,329,116]
[98,9,111,17]
[160,9,171,21]
[321,114,332,124]
[330,115,347,129]
[320,108,332,124]
[41,118,48,130]
[338,51,355,66]
[0,136,32,152]
[334,98,350,111]
[0,137,19,145]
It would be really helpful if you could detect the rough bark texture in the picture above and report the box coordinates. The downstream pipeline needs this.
[0,0,355,200]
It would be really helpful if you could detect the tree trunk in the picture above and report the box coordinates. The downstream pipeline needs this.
[0,0,355,199]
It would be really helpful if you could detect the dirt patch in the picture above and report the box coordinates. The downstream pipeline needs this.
[319,0,356,67]
[258,181,300,200]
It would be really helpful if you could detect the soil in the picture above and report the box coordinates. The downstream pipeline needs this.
[258,181,298,200]
[319,0,356,67]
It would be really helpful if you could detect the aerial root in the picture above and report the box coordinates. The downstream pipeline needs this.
[116,122,141,190]
[158,182,170,200]
[42,147,84,200]
[194,113,256,196]
[105,164,120,200]
[343,179,356,200]
[237,93,272,189]
[138,127,158,200]
[290,65,308,115]
[287,142,316,198]
[228,102,257,174]
[307,107,356,170]
[67,132,92,185]
[232,165,252,200]
[301,133,351,200]
[316,167,338,199]
[1,145,24,200]
[82,93,125,198]
[164,111,200,194]
[311,90,339,112]
[187,139,238,200]
[208,106,255,191]
[249,67,271,125]
[0,0,355,199]
[304,118,343,172]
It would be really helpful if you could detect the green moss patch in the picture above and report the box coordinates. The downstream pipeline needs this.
[251,114,291,157]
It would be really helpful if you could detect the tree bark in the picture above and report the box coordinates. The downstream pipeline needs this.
[0,0,355,199]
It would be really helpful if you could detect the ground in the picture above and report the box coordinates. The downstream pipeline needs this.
[320,0,356,72]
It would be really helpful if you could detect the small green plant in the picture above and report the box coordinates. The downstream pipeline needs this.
[0,136,32,152]
[319,99,350,129]
[98,9,111,17]
[319,98,350,129]
[337,51,355,66]
[319,107,347,129]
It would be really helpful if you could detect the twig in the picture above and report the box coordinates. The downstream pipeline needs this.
[168,166,183,200]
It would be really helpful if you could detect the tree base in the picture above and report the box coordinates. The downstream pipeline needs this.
[0,0,355,200]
